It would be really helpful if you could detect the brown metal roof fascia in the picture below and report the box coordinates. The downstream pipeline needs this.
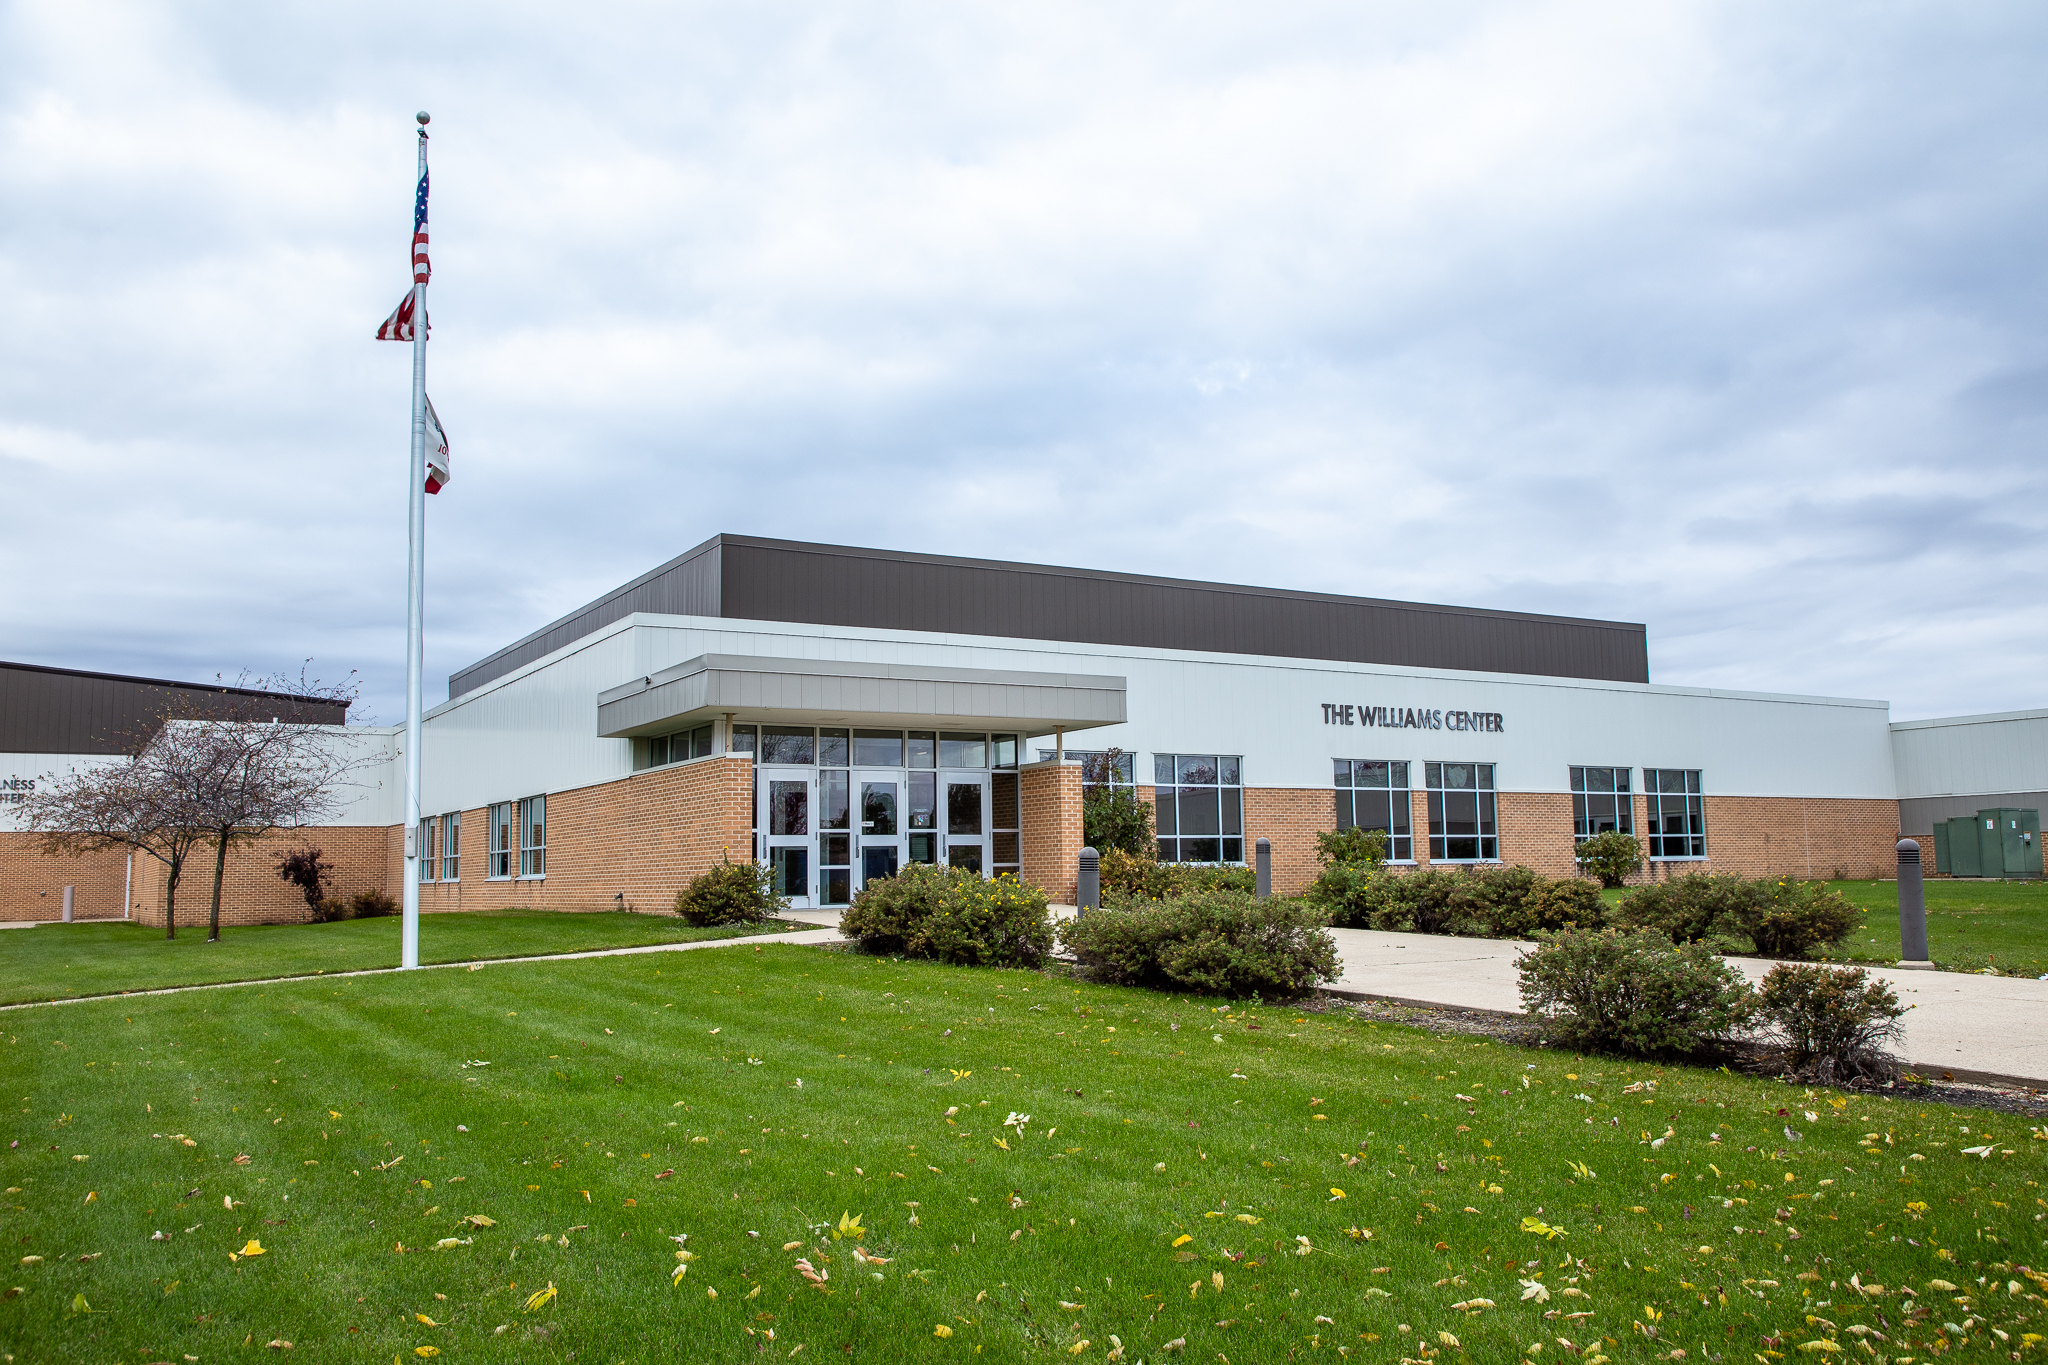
[714,537,1649,684]
[447,533,1650,699]
[0,660,349,756]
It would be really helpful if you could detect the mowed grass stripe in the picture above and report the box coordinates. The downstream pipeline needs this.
[4,945,2041,1362]
[0,910,806,1006]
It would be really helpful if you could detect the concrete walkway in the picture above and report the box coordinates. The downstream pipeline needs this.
[11,908,2045,1089]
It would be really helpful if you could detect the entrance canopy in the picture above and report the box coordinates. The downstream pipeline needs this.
[595,653,1126,739]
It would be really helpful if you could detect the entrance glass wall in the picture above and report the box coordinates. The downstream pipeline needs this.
[732,725,1021,908]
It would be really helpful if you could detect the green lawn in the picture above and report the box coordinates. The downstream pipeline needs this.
[1595,878,2048,976]
[1818,880,2048,977]
[4,946,2042,1363]
[0,911,807,1006]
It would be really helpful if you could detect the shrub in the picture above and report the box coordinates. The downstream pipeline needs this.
[1613,873,1759,944]
[841,865,1053,968]
[674,856,785,927]
[1060,890,1340,998]
[1574,830,1643,889]
[1757,963,1905,1082]
[274,846,336,921]
[1500,874,1607,935]
[1517,928,1756,1056]
[1082,777,1155,857]
[1730,879,1859,959]
[1100,851,1255,904]
[1305,859,1390,928]
[1314,826,1388,869]
[344,888,399,919]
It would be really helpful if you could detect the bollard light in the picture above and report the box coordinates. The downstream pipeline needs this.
[1895,839,1933,968]
[1076,846,1100,917]
[1255,837,1272,901]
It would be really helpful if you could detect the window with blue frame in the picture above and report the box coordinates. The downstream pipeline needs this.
[1153,754,1243,863]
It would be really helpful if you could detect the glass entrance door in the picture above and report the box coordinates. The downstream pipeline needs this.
[856,775,902,889]
[944,775,986,872]
[761,771,813,908]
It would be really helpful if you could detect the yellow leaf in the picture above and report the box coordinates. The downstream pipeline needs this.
[1329,1188,1346,1199]
[524,1281,558,1312]
[1233,1213,1260,1225]
[672,1263,688,1286]
[836,1211,865,1241]
[415,1313,439,1326]
[1171,1234,1193,1247]
[933,1324,954,1338]
[1069,1341,1090,1355]
[239,1240,266,1257]
[415,1349,441,1359]
[993,1138,1010,1151]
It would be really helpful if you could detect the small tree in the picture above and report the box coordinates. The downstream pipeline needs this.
[20,757,207,939]
[172,669,366,942]
[1080,749,1154,856]
[1574,830,1643,888]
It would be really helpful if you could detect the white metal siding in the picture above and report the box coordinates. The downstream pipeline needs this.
[415,613,1897,811]
[1890,710,2048,799]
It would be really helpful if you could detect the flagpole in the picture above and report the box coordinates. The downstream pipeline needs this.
[401,111,431,971]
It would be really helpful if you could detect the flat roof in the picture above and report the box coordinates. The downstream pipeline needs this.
[451,535,1650,698]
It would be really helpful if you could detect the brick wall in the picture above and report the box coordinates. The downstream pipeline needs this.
[0,834,136,922]
[128,825,397,931]
[418,755,754,915]
[1020,761,1083,903]
[1240,788,1334,895]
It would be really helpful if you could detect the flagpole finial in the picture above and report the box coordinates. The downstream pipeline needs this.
[417,111,431,126]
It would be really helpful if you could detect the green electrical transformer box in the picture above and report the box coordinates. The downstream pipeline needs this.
[1931,808,2041,877]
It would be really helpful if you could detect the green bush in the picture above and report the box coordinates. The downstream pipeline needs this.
[1099,850,1255,903]
[674,857,785,927]
[841,865,1053,968]
[1059,890,1339,999]
[1314,826,1388,869]
[1573,830,1643,889]
[1731,879,1860,959]
[1082,787,1155,857]
[1498,874,1607,935]
[1305,859,1390,927]
[1756,963,1905,1082]
[1517,928,1756,1056]
[1613,873,1759,944]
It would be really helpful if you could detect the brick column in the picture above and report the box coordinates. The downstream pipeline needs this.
[1410,789,1432,866]
[1020,760,1083,904]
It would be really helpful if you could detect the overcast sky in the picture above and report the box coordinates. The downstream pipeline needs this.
[3,1,2043,725]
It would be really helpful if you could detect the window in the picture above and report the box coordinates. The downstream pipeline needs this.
[991,770,1021,879]
[1038,749,1137,795]
[488,802,514,879]
[638,723,714,769]
[441,811,460,881]
[1333,759,1412,860]
[1570,767,1633,838]
[1153,754,1244,863]
[1644,769,1704,858]
[418,817,437,881]
[519,795,546,878]
[1425,762,1497,862]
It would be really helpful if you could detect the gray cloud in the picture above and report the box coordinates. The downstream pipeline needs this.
[2,0,2043,726]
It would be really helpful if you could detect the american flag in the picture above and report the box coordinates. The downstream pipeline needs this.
[375,170,434,340]
[412,169,431,283]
